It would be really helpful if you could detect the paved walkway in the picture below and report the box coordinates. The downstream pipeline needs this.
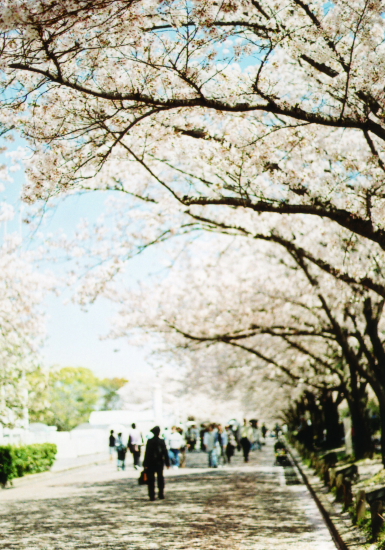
[51,452,110,473]
[0,440,336,549]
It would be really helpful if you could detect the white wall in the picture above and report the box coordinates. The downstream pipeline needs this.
[0,428,108,459]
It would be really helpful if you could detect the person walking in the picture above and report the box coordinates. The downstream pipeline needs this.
[250,420,262,451]
[203,424,219,467]
[143,426,170,501]
[116,432,127,471]
[186,424,199,451]
[217,424,227,465]
[128,423,143,470]
[177,427,187,467]
[261,423,267,441]
[274,423,282,438]
[167,426,183,468]
[200,424,207,451]
[225,426,237,464]
[239,419,253,463]
[109,429,116,461]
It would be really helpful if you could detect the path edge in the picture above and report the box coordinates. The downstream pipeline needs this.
[2,455,110,490]
[287,443,366,550]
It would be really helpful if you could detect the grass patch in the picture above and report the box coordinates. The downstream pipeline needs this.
[357,508,372,538]
[372,525,385,549]
[361,469,385,487]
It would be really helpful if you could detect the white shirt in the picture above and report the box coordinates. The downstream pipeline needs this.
[129,428,142,446]
[168,431,184,450]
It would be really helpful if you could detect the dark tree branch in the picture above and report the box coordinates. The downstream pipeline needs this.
[184,196,385,250]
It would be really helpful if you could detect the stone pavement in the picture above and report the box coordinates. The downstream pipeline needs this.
[0,439,337,550]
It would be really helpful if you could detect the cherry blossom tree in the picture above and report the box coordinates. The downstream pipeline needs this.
[102,230,383,458]
[4,0,385,455]
[167,341,299,424]
[1,0,385,253]
[3,0,385,338]
[0,230,50,428]
[39,182,382,458]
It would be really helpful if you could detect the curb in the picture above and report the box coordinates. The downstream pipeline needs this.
[4,456,110,490]
[9,470,53,489]
[288,445,349,550]
[287,444,367,550]
[51,456,110,474]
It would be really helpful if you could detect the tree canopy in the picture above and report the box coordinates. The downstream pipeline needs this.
[28,366,128,431]
[3,0,385,458]
[1,0,385,251]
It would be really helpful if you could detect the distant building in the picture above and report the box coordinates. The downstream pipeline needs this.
[89,383,169,433]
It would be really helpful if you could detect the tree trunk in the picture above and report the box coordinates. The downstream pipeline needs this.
[322,393,342,449]
[303,391,324,447]
[345,359,373,459]
[347,397,372,459]
[376,394,385,467]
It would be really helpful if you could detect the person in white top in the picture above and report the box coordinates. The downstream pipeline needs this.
[128,423,143,470]
[167,426,184,468]
[251,420,262,451]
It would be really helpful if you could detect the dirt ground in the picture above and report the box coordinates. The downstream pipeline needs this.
[0,439,336,549]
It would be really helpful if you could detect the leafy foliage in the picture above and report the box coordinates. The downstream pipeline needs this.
[10,443,57,477]
[99,377,128,410]
[28,367,127,431]
[0,446,12,487]
[46,367,101,431]
[27,366,52,424]
[0,443,57,484]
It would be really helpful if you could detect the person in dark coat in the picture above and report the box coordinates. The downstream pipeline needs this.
[143,426,170,501]
[109,429,116,462]
[116,432,127,471]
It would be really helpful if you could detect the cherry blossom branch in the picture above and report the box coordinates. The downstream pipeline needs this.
[185,211,385,296]
[184,197,385,249]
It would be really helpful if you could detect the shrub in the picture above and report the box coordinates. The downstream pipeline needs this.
[0,443,57,485]
[0,447,13,487]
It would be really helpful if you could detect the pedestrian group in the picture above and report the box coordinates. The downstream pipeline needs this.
[108,418,271,501]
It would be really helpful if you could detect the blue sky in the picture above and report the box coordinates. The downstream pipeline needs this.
[1,143,156,380]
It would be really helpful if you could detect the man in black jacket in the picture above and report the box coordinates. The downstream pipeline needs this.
[143,426,170,501]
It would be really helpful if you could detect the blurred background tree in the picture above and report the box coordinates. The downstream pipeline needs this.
[28,367,127,431]
[99,377,128,411]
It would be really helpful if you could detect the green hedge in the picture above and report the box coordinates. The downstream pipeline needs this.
[0,443,57,486]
